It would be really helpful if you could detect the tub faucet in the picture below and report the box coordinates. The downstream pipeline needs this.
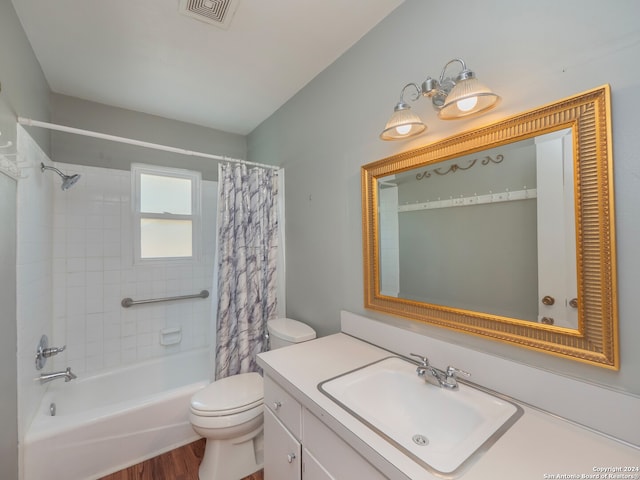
[409,354,470,390]
[38,367,77,384]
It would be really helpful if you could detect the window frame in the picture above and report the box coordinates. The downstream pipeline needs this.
[131,163,202,265]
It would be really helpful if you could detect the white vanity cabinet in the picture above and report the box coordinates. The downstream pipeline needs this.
[263,375,388,480]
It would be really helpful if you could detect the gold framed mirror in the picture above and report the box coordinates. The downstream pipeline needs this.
[361,85,618,369]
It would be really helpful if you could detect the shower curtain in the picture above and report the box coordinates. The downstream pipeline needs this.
[215,163,279,379]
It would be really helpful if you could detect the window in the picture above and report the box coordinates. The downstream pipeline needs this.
[132,164,201,262]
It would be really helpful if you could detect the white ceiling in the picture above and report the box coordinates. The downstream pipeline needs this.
[12,0,404,135]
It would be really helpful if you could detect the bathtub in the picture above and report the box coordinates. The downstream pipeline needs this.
[23,348,210,480]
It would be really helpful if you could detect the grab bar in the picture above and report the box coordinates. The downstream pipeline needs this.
[121,290,209,308]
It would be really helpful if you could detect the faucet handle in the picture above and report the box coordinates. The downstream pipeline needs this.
[446,366,471,379]
[43,345,66,358]
[409,353,430,366]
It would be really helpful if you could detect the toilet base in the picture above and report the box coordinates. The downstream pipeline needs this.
[198,424,264,480]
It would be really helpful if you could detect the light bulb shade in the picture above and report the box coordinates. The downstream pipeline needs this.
[438,77,500,120]
[379,103,426,141]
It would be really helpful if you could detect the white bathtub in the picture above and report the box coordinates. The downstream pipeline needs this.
[23,348,210,480]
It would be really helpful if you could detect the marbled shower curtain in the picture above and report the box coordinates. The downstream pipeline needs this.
[215,163,279,378]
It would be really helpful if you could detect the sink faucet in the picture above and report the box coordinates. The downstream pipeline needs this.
[409,354,470,390]
[37,367,77,384]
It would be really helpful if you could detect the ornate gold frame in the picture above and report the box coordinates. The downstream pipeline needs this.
[361,85,618,369]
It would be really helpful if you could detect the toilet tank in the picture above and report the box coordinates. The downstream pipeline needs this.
[267,318,316,350]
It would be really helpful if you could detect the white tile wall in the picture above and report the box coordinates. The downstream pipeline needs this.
[50,163,217,377]
[15,126,54,440]
[15,127,218,445]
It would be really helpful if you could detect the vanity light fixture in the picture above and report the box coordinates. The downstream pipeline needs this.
[380,58,500,141]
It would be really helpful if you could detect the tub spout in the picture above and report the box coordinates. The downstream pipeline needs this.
[38,367,77,384]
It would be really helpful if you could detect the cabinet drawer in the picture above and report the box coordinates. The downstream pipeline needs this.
[303,409,388,479]
[264,375,302,440]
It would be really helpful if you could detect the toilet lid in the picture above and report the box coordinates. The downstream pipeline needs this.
[191,372,263,416]
[267,318,316,342]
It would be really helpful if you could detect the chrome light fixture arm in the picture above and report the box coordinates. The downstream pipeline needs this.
[398,82,423,105]
[380,57,499,140]
[421,58,472,109]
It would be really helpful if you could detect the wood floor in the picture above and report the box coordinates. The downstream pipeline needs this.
[98,439,264,480]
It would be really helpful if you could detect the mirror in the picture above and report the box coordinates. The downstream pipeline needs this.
[362,86,618,369]
[378,129,576,327]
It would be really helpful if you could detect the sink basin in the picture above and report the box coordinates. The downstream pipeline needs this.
[318,356,522,477]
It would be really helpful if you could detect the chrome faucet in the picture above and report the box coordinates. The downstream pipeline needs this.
[35,335,67,370]
[409,354,470,390]
[37,367,77,384]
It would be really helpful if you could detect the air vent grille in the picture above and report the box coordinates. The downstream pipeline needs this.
[178,0,240,29]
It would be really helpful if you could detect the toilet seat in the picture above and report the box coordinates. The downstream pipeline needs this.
[190,402,263,430]
[190,372,264,417]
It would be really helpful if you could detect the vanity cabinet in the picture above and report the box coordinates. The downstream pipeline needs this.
[263,375,388,480]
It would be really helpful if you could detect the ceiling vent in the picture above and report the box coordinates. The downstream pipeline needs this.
[178,0,240,29]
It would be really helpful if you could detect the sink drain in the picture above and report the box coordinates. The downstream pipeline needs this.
[412,434,429,446]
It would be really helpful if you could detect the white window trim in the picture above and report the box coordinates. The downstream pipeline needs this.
[131,163,202,265]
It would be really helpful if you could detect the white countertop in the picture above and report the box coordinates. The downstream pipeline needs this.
[257,333,640,480]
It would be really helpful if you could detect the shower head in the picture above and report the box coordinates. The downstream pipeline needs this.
[61,173,81,190]
[40,163,81,191]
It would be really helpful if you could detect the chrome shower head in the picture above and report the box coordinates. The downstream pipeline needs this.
[40,163,81,191]
[61,173,81,190]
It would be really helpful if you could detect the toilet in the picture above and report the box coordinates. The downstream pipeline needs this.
[189,318,316,480]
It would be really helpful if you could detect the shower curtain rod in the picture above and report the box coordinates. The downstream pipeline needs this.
[17,117,279,171]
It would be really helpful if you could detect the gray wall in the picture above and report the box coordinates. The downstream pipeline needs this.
[399,201,539,320]
[50,94,248,180]
[0,0,51,153]
[248,0,640,394]
[0,1,51,477]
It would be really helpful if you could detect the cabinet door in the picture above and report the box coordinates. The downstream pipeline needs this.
[264,407,301,480]
[303,409,388,479]
[302,448,335,480]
